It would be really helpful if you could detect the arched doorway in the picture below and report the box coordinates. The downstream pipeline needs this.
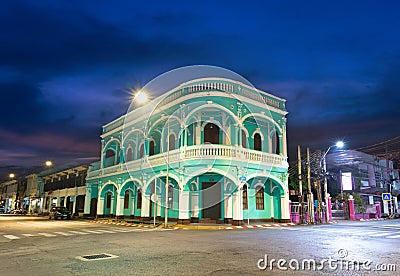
[254,133,262,151]
[204,123,220,144]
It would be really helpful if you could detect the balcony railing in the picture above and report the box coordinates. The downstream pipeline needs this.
[86,145,288,179]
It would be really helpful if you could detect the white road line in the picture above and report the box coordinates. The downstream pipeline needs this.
[22,234,37,237]
[54,232,73,236]
[68,231,89,235]
[82,230,104,234]
[3,235,20,240]
[386,234,400,239]
[111,228,133,232]
[38,233,57,237]
[96,229,116,233]
[370,232,393,237]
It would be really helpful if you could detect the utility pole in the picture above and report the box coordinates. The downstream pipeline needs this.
[316,150,323,223]
[297,145,304,224]
[307,148,314,224]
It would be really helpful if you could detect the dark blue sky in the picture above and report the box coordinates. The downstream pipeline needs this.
[1,0,399,178]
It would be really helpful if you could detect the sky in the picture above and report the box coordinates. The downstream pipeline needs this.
[1,0,400,179]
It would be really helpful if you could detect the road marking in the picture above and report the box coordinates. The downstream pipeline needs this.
[54,232,73,236]
[3,235,20,240]
[68,231,89,235]
[95,229,116,233]
[38,232,57,237]
[82,230,104,234]
[111,228,133,232]
[386,234,400,239]
[22,234,37,237]
[370,232,393,237]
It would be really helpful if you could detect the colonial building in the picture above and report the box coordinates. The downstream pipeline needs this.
[39,162,90,216]
[85,76,289,224]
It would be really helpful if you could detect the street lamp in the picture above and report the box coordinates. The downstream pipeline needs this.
[9,173,15,179]
[164,116,170,229]
[45,160,53,167]
[322,141,344,222]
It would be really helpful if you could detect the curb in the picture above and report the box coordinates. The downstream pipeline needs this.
[89,220,158,228]
[359,218,386,222]
[173,222,296,230]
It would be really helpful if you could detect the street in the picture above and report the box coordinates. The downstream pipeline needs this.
[0,216,399,275]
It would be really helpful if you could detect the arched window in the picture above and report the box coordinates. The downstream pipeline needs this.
[169,134,175,150]
[139,144,144,158]
[242,185,248,210]
[126,148,133,162]
[254,133,262,151]
[124,190,130,209]
[256,187,264,210]
[136,190,142,209]
[105,150,116,167]
[271,131,280,154]
[242,129,247,148]
[149,140,155,156]
[168,185,174,208]
[106,192,112,209]
[204,123,220,144]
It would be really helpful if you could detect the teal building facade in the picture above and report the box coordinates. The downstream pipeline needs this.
[84,77,289,224]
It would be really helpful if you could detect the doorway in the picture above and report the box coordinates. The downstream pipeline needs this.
[201,182,221,220]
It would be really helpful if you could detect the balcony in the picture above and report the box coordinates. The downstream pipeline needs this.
[86,145,288,179]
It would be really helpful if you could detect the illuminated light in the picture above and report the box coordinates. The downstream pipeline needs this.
[336,141,344,148]
[9,173,15,178]
[45,160,53,167]
[134,91,149,105]
[341,172,353,191]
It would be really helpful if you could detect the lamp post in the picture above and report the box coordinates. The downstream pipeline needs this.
[322,141,344,223]
[164,117,170,229]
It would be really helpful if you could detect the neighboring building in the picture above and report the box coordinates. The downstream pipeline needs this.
[25,174,41,214]
[0,179,19,212]
[326,150,399,215]
[85,77,289,224]
[39,162,90,216]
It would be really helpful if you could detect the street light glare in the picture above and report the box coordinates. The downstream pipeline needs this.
[9,173,15,178]
[336,141,344,148]
[134,91,149,105]
[45,160,53,167]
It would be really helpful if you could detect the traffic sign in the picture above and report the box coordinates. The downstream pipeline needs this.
[382,193,391,201]
[239,175,247,182]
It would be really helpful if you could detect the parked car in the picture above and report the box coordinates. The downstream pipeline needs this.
[11,209,27,215]
[0,206,5,214]
[49,207,71,220]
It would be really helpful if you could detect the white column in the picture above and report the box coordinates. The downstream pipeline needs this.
[195,122,201,145]
[84,188,91,215]
[270,195,274,219]
[191,192,199,217]
[280,192,290,220]
[232,187,243,221]
[141,195,150,217]
[225,193,233,219]
[97,198,104,215]
[282,125,288,157]
[116,196,124,216]
[178,190,190,220]
[131,196,135,216]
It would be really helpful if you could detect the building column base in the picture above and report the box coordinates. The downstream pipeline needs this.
[177,219,191,225]
[232,220,243,226]
[224,218,233,224]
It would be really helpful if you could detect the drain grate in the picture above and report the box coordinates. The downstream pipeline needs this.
[76,253,119,262]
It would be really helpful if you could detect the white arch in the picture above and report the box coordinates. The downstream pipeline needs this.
[103,138,121,153]
[143,173,181,194]
[251,129,265,140]
[245,173,287,193]
[147,115,182,138]
[99,181,119,197]
[122,129,145,146]
[241,113,282,134]
[182,168,237,189]
[183,103,240,127]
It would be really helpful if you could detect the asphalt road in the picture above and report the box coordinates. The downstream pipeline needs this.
[0,216,399,275]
